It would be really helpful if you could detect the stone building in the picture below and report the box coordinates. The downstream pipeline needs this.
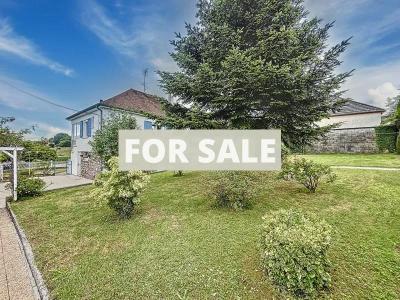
[313,100,385,153]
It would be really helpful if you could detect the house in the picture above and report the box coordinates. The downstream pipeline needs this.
[66,89,164,178]
[318,100,385,129]
[313,100,386,153]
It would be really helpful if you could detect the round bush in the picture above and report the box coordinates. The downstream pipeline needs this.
[6,176,46,199]
[205,171,258,210]
[92,157,150,219]
[261,209,332,298]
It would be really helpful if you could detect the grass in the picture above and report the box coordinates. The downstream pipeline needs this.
[299,153,400,168]
[56,147,71,161]
[11,170,400,299]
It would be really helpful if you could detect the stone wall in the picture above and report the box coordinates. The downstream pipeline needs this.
[79,152,102,180]
[310,127,378,153]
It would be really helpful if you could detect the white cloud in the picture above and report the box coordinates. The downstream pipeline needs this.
[12,119,69,140]
[81,0,156,58]
[151,57,178,72]
[368,82,398,105]
[81,0,187,73]
[343,60,400,107]
[0,19,74,76]
[304,0,373,20]
[31,121,69,139]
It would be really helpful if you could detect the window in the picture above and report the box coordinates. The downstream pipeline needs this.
[85,117,94,137]
[144,120,153,130]
[72,122,81,138]
[73,117,94,139]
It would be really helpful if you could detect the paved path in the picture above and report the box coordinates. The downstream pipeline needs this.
[0,209,39,300]
[41,175,92,191]
[1,175,92,209]
[0,184,9,209]
[332,166,400,171]
[0,175,92,299]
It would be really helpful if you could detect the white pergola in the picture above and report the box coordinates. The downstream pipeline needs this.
[0,147,24,201]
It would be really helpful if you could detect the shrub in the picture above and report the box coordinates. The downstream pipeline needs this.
[261,209,332,298]
[92,157,150,219]
[281,143,291,161]
[21,141,57,161]
[279,158,336,193]
[173,170,184,177]
[375,125,398,153]
[6,176,46,199]
[205,171,258,210]
[90,113,138,165]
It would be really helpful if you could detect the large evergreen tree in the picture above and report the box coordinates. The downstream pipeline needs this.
[155,0,353,147]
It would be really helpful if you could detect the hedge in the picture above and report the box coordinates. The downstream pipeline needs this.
[375,125,398,153]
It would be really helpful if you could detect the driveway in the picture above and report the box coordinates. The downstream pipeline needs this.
[41,175,93,191]
[0,175,92,208]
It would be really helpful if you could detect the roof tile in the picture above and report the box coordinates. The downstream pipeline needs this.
[101,89,165,117]
[332,100,384,116]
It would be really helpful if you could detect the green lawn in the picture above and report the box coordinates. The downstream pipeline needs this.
[299,153,400,168]
[56,147,71,161]
[11,170,400,299]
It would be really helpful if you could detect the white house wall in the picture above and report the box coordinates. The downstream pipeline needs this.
[70,107,153,176]
[317,112,382,129]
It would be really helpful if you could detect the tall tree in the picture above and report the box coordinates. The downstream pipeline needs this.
[155,0,353,147]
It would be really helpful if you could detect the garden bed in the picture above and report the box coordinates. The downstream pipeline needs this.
[11,170,400,299]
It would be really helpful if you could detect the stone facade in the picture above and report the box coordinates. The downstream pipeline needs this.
[310,128,378,153]
[79,152,102,180]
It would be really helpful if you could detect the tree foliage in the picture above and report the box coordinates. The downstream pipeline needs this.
[21,141,57,161]
[90,113,138,164]
[155,0,352,147]
[0,117,30,147]
[52,133,71,147]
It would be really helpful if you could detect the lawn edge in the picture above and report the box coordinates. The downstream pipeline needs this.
[6,202,50,300]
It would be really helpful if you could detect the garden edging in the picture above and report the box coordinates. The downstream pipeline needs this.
[6,202,50,300]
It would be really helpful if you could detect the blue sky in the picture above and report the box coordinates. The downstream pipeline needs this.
[0,0,399,139]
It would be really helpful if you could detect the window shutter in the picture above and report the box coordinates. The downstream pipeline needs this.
[87,118,92,137]
[80,121,83,138]
[144,120,153,130]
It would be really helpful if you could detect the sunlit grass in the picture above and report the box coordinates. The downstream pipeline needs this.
[299,153,400,168]
[11,170,400,299]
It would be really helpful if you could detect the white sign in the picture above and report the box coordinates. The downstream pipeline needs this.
[119,130,281,171]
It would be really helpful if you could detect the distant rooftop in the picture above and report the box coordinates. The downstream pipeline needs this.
[67,89,165,120]
[332,100,385,116]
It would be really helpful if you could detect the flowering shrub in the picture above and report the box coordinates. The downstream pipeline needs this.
[205,171,258,210]
[279,158,336,193]
[261,209,332,298]
[6,176,46,199]
[92,157,150,219]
